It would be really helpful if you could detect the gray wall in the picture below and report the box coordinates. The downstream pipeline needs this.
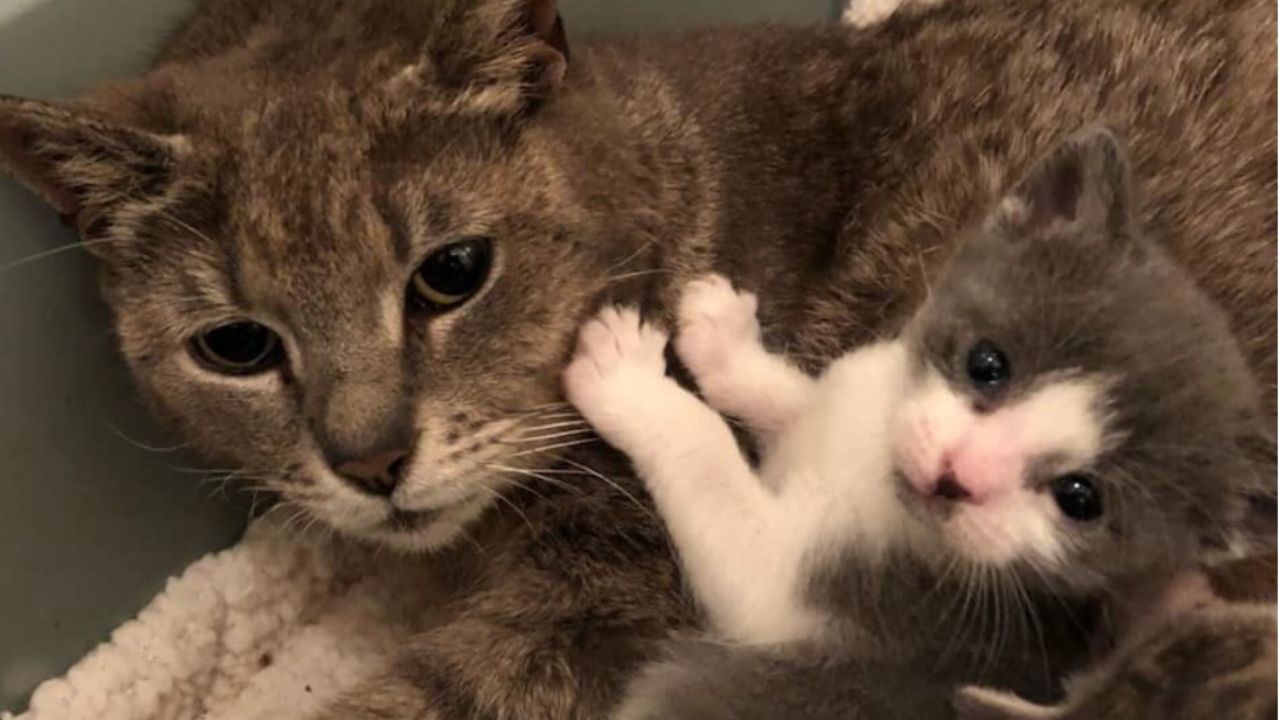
[0,0,837,712]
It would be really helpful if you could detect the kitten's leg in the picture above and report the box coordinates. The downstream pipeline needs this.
[565,307,821,644]
[676,274,816,449]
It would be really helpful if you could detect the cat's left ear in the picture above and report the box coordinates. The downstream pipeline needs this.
[410,0,570,116]
[989,125,1135,247]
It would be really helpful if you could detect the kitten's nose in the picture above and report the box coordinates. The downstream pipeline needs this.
[932,471,975,503]
[336,450,410,497]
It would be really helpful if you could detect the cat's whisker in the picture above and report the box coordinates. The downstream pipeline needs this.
[503,438,598,459]
[105,423,190,454]
[605,239,656,275]
[475,483,537,535]
[0,237,130,274]
[511,419,590,434]
[605,268,672,285]
[486,464,585,496]
[517,410,582,423]
[513,401,573,415]
[504,428,596,445]
[552,456,656,521]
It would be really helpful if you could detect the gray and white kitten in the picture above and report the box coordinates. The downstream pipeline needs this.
[565,128,1277,719]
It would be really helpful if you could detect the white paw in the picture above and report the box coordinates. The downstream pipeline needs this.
[842,0,901,27]
[675,274,761,383]
[563,306,669,419]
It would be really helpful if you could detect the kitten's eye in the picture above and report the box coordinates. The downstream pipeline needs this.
[191,321,284,375]
[411,238,493,309]
[966,340,1011,388]
[1050,473,1103,522]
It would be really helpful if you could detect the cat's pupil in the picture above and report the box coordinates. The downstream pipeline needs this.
[192,322,281,374]
[966,340,1011,388]
[1050,474,1103,522]
[412,238,492,307]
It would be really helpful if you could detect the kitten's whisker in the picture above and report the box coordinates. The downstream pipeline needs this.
[1011,571,1052,688]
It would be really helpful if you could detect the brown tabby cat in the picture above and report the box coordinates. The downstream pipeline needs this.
[0,0,1273,717]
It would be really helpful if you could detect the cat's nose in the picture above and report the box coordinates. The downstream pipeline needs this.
[335,449,410,497]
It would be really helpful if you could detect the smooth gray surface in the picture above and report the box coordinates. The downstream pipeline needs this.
[0,0,837,712]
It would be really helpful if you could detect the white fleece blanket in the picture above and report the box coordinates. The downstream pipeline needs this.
[5,516,430,720]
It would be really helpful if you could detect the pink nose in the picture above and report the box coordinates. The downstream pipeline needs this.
[336,449,409,497]
[932,471,975,502]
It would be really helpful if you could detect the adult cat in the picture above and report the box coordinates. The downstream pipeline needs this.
[0,0,1273,717]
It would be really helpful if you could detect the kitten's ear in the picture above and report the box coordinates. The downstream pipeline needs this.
[989,125,1135,246]
[0,95,185,236]
[413,0,569,115]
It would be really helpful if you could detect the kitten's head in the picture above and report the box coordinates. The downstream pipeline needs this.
[892,127,1275,592]
[0,0,652,551]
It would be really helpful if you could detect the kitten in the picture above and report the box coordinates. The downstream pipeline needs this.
[565,128,1276,717]
[956,571,1278,720]
[0,0,1273,716]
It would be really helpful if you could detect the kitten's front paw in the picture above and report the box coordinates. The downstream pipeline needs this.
[564,306,669,421]
[676,274,761,383]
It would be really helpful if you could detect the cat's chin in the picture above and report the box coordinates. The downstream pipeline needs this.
[354,493,496,554]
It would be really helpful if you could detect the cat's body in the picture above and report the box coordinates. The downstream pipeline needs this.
[956,571,1278,720]
[0,0,1274,717]
[565,128,1276,719]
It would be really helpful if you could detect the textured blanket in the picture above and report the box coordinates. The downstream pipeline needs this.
[6,516,436,720]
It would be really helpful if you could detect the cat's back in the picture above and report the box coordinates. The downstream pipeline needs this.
[770,0,1277,402]
[154,0,429,67]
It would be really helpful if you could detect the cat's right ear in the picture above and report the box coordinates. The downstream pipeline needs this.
[0,95,186,240]
[988,125,1135,248]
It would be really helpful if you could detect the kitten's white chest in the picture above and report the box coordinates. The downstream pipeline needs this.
[765,341,916,560]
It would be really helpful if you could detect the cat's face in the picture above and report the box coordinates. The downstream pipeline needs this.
[0,0,648,551]
[890,128,1274,592]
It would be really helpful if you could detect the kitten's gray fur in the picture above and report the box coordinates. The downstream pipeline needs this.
[613,125,1276,720]
[0,0,1273,717]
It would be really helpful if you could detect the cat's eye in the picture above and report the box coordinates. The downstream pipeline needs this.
[1050,473,1103,522]
[410,238,493,309]
[190,321,284,375]
[966,340,1011,389]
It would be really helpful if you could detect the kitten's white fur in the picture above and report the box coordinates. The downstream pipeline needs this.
[564,276,1108,645]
